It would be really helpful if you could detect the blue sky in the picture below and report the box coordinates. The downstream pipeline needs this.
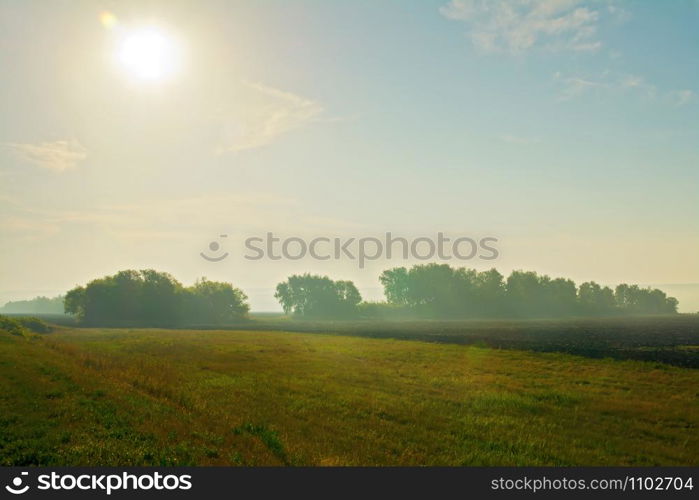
[1,0,698,310]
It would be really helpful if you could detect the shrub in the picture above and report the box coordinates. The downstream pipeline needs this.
[0,315,29,336]
[15,317,52,333]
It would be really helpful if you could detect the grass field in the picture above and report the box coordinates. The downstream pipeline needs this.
[19,314,699,367]
[1,325,697,466]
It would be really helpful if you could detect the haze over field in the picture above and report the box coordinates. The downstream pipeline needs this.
[1,0,698,311]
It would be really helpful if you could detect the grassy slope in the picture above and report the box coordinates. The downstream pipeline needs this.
[0,327,697,466]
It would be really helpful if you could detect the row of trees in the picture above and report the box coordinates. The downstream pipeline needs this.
[275,265,678,319]
[377,264,678,318]
[0,295,64,314]
[64,270,248,326]
[58,266,679,325]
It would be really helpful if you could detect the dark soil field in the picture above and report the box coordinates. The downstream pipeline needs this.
[205,315,699,367]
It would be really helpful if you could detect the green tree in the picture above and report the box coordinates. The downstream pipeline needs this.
[379,267,410,305]
[184,278,249,324]
[274,274,362,318]
[578,281,616,315]
[64,270,249,326]
[64,286,86,319]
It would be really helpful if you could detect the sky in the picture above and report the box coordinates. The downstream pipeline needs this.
[1,0,698,311]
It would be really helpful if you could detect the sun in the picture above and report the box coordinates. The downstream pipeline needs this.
[116,27,180,82]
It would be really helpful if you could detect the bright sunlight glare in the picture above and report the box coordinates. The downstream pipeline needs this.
[117,27,180,82]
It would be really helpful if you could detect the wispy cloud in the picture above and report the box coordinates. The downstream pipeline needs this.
[553,71,659,101]
[440,0,606,54]
[606,4,631,23]
[2,139,87,171]
[217,82,323,153]
[554,71,693,106]
[668,89,695,107]
[619,74,656,97]
[0,192,365,243]
[553,71,610,100]
[0,193,291,243]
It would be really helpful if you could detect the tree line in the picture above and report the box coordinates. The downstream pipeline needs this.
[11,265,677,326]
[274,266,677,319]
[64,270,248,326]
[375,264,678,318]
[0,295,64,314]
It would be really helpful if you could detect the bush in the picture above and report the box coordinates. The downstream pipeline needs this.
[15,317,52,333]
[0,315,29,336]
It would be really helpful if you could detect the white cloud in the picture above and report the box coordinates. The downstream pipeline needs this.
[554,71,656,101]
[440,0,605,53]
[554,72,609,100]
[554,72,695,107]
[2,139,87,171]
[668,89,695,107]
[619,74,656,97]
[217,82,323,153]
[606,4,631,23]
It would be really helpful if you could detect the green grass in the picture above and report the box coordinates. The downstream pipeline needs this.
[0,327,697,466]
